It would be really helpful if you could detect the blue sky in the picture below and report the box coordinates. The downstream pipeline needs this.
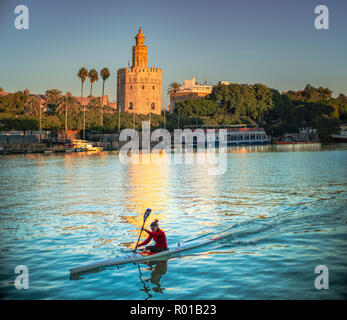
[0,0,346,107]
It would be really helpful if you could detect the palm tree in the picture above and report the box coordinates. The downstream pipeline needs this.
[167,82,181,113]
[56,92,79,136]
[25,95,40,115]
[44,89,63,115]
[100,67,110,126]
[88,69,98,97]
[77,67,88,139]
[25,95,42,131]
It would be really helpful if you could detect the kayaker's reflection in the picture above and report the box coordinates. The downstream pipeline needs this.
[137,259,168,299]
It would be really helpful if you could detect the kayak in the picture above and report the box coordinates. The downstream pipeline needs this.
[70,232,231,274]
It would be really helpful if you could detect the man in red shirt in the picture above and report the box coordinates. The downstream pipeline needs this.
[138,219,168,253]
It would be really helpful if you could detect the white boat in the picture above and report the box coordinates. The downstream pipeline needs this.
[331,125,347,143]
[70,232,231,274]
[71,139,103,152]
[181,124,270,147]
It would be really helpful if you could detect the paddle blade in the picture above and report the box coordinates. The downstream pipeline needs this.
[144,208,152,221]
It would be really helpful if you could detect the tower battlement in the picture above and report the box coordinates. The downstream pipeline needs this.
[117,67,162,75]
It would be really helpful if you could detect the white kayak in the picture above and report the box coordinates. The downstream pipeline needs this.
[70,232,231,274]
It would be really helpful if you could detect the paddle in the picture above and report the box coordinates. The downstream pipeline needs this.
[133,208,152,253]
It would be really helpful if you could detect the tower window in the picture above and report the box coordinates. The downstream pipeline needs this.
[142,85,145,89]
[130,85,133,90]
[152,86,155,90]
[129,102,133,110]
[151,103,155,110]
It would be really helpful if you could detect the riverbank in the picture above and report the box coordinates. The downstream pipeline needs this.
[0,143,118,155]
[2,142,347,156]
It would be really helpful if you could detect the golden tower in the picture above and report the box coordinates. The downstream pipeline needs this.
[117,28,162,115]
[132,27,148,68]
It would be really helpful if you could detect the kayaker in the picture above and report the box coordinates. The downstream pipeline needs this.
[138,219,168,253]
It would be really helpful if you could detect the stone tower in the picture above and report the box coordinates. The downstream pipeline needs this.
[132,27,147,68]
[117,28,162,115]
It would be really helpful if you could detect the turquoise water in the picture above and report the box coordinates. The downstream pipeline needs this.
[0,145,346,299]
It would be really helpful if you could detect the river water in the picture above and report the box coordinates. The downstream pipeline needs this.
[0,144,346,299]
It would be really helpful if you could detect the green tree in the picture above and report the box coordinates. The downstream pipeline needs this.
[44,89,63,115]
[85,97,103,131]
[57,92,79,134]
[0,113,16,131]
[251,83,274,123]
[42,115,61,133]
[24,95,41,116]
[175,99,219,117]
[0,91,29,115]
[14,116,39,143]
[25,95,43,130]
[313,115,340,142]
[337,94,347,121]
[167,82,181,112]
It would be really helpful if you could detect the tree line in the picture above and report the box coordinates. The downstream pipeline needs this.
[173,83,347,142]
[1,81,346,142]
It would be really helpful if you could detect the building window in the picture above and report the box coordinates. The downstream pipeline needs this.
[130,85,132,90]
[142,85,145,89]
[151,103,155,110]
[129,102,133,110]
[152,86,155,90]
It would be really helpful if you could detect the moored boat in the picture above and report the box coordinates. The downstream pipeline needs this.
[180,124,269,147]
[69,139,103,152]
[331,125,347,143]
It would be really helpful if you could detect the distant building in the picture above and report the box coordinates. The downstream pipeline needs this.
[0,88,9,96]
[219,81,250,87]
[117,27,162,115]
[76,95,116,110]
[168,77,213,113]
